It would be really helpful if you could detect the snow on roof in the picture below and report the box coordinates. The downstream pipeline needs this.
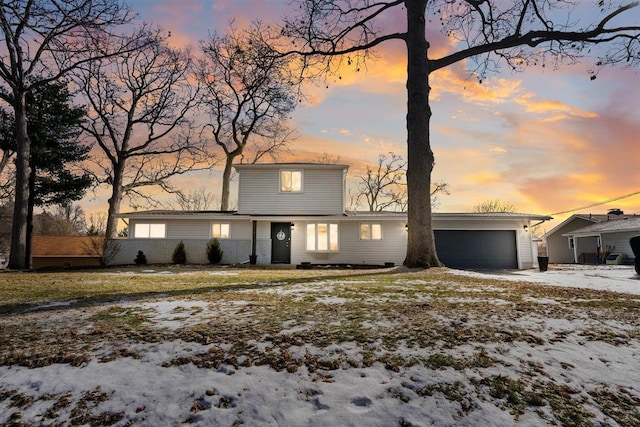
[543,213,610,238]
[563,215,640,236]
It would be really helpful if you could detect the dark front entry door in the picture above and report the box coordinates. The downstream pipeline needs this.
[271,222,292,264]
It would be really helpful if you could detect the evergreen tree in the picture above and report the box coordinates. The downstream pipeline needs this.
[26,81,91,266]
[0,80,91,267]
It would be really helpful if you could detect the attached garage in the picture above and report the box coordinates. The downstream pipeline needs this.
[435,230,518,270]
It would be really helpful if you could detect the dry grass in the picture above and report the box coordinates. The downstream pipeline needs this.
[1,266,639,425]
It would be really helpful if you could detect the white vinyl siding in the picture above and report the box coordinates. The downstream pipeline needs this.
[237,166,345,215]
[129,218,250,240]
[602,232,636,259]
[134,223,166,238]
[291,220,406,266]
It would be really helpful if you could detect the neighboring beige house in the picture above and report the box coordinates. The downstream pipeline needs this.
[543,214,609,264]
[32,235,104,269]
[110,163,551,270]
[543,210,639,264]
[560,215,640,264]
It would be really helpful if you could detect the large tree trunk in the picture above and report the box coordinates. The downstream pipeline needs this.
[9,94,30,270]
[220,154,236,211]
[105,164,125,239]
[403,0,441,268]
[25,162,36,269]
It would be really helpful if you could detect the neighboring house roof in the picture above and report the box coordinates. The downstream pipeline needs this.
[562,216,640,237]
[543,213,610,239]
[32,235,104,257]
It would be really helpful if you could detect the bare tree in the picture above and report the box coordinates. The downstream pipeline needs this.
[280,0,640,268]
[356,152,406,212]
[0,0,146,269]
[352,152,449,212]
[76,29,213,239]
[172,187,218,211]
[0,108,15,202]
[316,153,342,164]
[430,181,450,211]
[33,204,86,236]
[85,212,108,236]
[197,25,300,210]
[473,199,517,213]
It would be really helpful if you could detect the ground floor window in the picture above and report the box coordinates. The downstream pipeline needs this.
[212,223,230,239]
[307,223,339,251]
[360,223,382,240]
[133,223,166,238]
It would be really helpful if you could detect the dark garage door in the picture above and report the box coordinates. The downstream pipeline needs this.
[435,230,518,270]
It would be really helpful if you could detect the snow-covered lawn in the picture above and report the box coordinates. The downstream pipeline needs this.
[1,266,639,426]
[452,264,640,296]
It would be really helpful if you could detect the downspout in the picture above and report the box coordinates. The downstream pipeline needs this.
[250,220,257,264]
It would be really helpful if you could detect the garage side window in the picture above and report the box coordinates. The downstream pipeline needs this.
[306,223,339,251]
[280,170,302,192]
[212,223,230,239]
[134,223,166,238]
[360,223,382,240]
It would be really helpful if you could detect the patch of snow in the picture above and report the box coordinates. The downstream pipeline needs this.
[450,264,640,295]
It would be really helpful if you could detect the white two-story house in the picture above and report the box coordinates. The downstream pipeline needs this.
[109,163,550,269]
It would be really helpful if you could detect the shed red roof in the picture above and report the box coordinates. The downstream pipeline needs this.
[32,235,104,257]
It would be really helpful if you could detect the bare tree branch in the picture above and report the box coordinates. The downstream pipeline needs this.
[0,0,146,268]
[281,0,640,268]
[74,28,215,238]
[196,23,300,210]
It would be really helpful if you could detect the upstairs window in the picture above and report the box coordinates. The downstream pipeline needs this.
[307,223,339,251]
[134,223,166,238]
[360,223,382,240]
[212,223,230,239]
[280,170,302,192]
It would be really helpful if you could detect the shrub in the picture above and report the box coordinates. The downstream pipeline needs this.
[134,250,147,265]
[206,238,223,264]
[172,241,187,264]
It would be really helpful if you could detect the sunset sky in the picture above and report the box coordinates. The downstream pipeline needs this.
[94,0,640,233]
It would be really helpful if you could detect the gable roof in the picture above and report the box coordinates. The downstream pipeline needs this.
[32,235,103,257]
[562,216,640,236]
[543,213,610,239]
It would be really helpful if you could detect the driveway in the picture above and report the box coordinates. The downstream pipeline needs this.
[450,264,640,295]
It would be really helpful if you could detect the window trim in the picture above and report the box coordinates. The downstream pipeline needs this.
[279,169,303,193]
[211,222,230,239]
[306,223,339,252]
[359,223,383,241]
[133,222,166,239]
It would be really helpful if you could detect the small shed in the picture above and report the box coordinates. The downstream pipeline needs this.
[32,235,104,269]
